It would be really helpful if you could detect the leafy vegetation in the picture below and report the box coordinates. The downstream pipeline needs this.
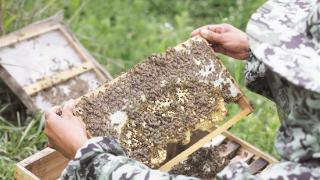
[0,0,279,178]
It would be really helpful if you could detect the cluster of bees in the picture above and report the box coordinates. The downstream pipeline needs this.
[75,37,242,168]
[170,145,230,179]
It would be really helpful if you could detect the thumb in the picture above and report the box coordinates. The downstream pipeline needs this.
[61,99,76,118]
[45,106,61,121]
[200,29,223,44]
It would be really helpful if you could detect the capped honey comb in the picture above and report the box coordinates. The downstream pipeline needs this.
[74,37,242,168]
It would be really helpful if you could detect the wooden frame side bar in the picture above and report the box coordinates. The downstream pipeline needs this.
[159,103,252,171]
[60,23,113,80]
[238,95,253,112]
[23,62,94,95]
[0,22,61,48]
[0,65,36,111]
[57,25,112,81]
[222,131,278,164]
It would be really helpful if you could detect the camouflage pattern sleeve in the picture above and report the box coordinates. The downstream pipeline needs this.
[244,49,274,100]
[216,161,258,180]
[216,161,320,180]
[61,137,200,180]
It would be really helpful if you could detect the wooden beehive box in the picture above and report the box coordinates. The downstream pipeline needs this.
[168,131,277,178]
[14,131,277,180]
[0,13,112,112]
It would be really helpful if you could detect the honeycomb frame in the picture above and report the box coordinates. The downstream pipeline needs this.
[74,36,252,169]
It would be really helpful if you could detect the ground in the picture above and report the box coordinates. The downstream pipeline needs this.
[0,0,279,179]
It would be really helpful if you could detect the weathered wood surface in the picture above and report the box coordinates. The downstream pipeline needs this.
[23,62,94,95]
[159,105,252,171]
[14,132,277,180]
[15,147,69,180]
[248,158,269,175]
[0,65,36,112]
[0,14,111,111]
[222,131,277,164]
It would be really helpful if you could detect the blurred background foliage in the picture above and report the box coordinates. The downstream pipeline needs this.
[0,0,279,178]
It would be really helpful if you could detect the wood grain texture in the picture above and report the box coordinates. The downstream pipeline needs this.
[0,13,111,112]
[57,25,112,81]
[218,140,240,157]
[23,62,94,95]
[15,147,69,180]
[14,131,277,179]
[248,157,269,175]
[222,131,278,164]
[0,65,36,112]
[230,148,254,163]
[159,107,252,171]
[14,164,39,180]
[0,18,61,48]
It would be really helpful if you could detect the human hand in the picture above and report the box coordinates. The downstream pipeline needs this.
[191,24,249,60]
[44,99,88,159]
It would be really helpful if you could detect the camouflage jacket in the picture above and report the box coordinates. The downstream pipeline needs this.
[217,51,320,179]
[245,52,320,164]
[61,137,198,180]
[61,52,320,180]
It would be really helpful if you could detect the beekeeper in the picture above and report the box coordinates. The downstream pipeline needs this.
[44,0,320,179]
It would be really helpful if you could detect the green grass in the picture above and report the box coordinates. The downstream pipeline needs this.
[0,0,280,178]
[0,108,46,179]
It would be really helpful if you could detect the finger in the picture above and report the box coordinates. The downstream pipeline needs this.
[213,46,228,55]
[191,24,230,37]
[190,25,210,37]
[55,106,63,116]
[199,29,223,43]
[45,106,59,117]
[194,24,227,35]
[207,24,229,33]
[45,106,61,124]
[214,46,236,57]
[214,46,245,60]
[191,28,203,37]
[51,106,60,113]
[61,99,75,118]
